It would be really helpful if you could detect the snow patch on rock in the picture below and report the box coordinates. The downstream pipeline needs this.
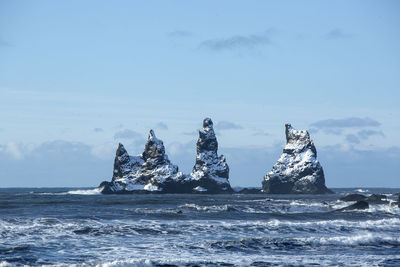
[189,118,232,192]
[101,130,184,194]
[262,124,332,194]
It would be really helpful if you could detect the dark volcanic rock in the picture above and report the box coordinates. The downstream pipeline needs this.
[99,118,233,194]
[336,201,369,211]
[339,194,367,202]
[189,118,233,193]
[100,130,185,194]
[339,193,391,205]
[391,195,400,208]
[262,124,332,194]
[366,194,389,204]
[236,188,262,194]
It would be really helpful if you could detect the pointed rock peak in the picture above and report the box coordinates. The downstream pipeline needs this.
[197,118,218,153]
[116,143,128,157]
[203,117,214,130]
[147,129,163,146]
[191,117,231,192]
[113,143,132,180]
[148,129,156,140]
[285,123,310,145]
[143,129,166,162]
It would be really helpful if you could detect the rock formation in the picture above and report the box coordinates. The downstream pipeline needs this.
[100,130,185,194]
[262,124,332,194]
[99,118,233,194]
[189,118,232,193]
[336,201,369,211]
[340,194,367,202]
[340,193,390,205]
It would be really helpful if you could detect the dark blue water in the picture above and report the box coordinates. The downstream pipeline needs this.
[1,188,399,266]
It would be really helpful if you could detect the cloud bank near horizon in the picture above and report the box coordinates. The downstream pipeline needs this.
[0,140,399,188]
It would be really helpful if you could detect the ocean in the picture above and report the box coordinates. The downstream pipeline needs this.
[0,188,399,266]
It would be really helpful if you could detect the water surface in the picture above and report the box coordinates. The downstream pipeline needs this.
[1,188,399,266]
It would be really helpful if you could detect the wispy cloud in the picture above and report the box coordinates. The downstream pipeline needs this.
[357,130,385,140]
[1,140,399,187]
[168,30,193,38]
[93,128,104,133]
[311,117,385,144]
[324,28,354,40]
[4,142,24,159]
[310,117,381,130]
[345,134,360,144]
[155,122,168,130]
[320,128,344,135]
[114,129,142,140]
[200,29,273,51]
[216,121,243,130]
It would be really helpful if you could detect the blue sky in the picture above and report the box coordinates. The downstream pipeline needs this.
[0,0,399,187]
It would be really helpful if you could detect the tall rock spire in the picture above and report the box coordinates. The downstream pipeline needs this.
[190,118,232,193]
[262,124,332,194]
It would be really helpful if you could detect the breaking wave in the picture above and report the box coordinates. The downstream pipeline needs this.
[1,188,399,266]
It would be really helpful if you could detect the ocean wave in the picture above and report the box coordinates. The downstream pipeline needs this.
[2,217,400,240]
[66,188,102,195]
[302,232,400,246]
[209,233,400,252]
[356,189,369,193]
[35,188,102,196]
[1,190,400,267]
[178,203,237,212]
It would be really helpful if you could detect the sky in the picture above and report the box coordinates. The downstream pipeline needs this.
[0,0,399,188]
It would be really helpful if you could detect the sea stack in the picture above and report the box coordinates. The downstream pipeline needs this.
[100,130,185,193]
[262,124,332,194]
[189,118,232,193]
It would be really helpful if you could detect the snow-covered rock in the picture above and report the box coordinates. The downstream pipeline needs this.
[99,119,233,194]
[262,124,332,194]
[100,130,185,194]
[189,118,232,193]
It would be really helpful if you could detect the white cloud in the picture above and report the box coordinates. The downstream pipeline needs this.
[216,121,243,130]
[5,142,23,159]
[114,129,142,140]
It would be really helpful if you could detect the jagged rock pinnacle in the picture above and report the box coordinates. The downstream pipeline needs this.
[262,124,332,194]
[190,118,232,193]
[101,129,183,194]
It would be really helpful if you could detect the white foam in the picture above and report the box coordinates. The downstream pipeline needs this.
[302,232,400,246]
[178,203,231,212]
[193,186,207,192]
[356,189,369,193]
[94,258,154,267]
[67,188,102,195]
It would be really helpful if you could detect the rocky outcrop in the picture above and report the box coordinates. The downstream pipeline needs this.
[189,118,232,193]
[100,130,186,194]
[391,194,400,207]
[336,201,369,211]
[262,124,332,194]
[99,118,233,194]
[340,194,367,202]
[366,194,389,204]
[236,188,263,194]
[340,193,390,205]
